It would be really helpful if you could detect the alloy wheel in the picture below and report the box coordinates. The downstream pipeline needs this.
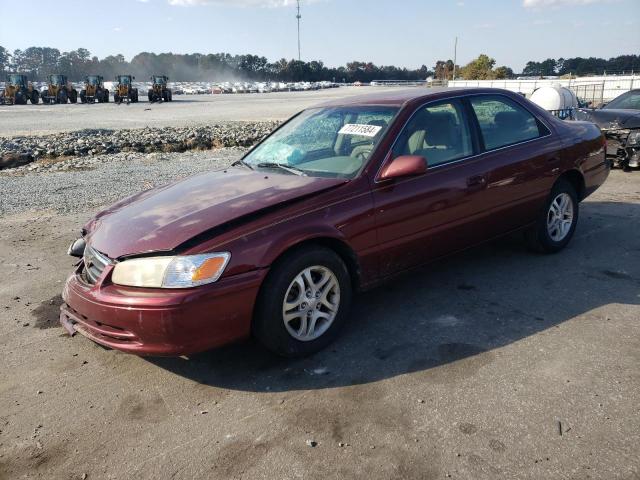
[547,192,574,242]
[282,265,340,341]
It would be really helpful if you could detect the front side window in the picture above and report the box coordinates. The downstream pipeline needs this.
[470,96,546,150]
[605,91,640,110]
[392,99,473,167]
[242,106,398,178]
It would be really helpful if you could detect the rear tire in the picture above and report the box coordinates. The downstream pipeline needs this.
[31,91,39,104]
[103,90,109,103]
[525,178,579,253]
[253,246,352,357]
[58,89,68,104]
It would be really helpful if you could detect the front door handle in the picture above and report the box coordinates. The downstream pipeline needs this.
[467,175,487,188]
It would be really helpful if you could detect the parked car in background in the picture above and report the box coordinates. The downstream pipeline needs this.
[61,88,608,358]
[576,89,640,171]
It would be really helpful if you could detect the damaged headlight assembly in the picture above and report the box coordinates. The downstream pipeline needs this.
[627,130,640,146]
[111,252,231,288]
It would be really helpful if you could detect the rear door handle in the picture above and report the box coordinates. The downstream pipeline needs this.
[467,175,487,188]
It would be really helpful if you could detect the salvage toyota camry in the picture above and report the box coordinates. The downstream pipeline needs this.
[61,88,609,357]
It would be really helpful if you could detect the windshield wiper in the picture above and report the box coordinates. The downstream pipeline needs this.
[255,162,307,176]
[232,159,254,170]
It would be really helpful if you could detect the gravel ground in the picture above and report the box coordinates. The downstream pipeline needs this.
[0,149,243,215]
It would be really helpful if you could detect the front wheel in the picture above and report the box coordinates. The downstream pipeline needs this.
[30,91,39,104]
[253,246,352,357]
[526,178,578,253]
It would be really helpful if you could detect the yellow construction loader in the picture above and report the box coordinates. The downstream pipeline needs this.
[148,75,172,102]
[80,75,109,103]
[0,74,39,105]
[113,75,138,104]
[41,74,78,104]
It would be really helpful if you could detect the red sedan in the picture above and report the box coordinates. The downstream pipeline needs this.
[61,88,609,357]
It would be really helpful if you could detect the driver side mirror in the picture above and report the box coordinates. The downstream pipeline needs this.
[379,155,427,181]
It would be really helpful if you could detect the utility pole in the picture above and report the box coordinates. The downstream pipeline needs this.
[296,0,302,62]
[452,36,458,81]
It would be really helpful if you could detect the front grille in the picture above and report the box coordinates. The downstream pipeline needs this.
[82,245,111,285]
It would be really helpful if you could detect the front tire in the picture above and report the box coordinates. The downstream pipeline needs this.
[253,246,352,357]
[526,178,579,253]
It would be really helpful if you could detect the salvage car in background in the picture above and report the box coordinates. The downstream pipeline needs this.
[61,88,609,358]
[576,89,640,171]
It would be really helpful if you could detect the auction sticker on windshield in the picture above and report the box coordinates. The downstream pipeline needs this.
[339,124,383,137]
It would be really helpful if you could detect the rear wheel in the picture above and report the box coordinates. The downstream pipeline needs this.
[69,90,78,103]
[526,178,578,253]
[31,91,39,104]
[103,90,109,103]
[114,93,120,103]
[253,246,352,357]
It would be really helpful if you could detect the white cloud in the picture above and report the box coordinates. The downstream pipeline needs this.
[113,26,123,31]
[523,0,606,7]
[168,0,303,6]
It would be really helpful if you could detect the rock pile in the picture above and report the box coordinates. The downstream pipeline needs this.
[0,121,279,169]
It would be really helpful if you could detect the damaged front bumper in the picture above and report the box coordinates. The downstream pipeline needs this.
[603,128,640,168]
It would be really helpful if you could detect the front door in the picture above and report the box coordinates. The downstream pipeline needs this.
[371,98,494,278]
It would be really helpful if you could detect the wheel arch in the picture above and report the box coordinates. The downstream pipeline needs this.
[558,169,586,201]
[263,235,362,293]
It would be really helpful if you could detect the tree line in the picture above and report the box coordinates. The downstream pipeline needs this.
[0,46,431,83]
[522,55,640,77]
[0,46,638,82]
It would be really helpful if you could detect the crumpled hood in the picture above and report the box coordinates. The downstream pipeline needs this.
[576,108,640,130]
[85,167,347,259]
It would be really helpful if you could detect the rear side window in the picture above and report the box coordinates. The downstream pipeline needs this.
[392,99,473,167]
[470,96,547,151]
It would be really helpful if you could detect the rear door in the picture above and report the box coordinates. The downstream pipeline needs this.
[370,98,495,277]
[466,94,562,235]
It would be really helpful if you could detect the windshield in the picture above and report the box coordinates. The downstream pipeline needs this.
[604,91,640,110]
[118,76,131,84]
[8,74,24,85]
[87,76,100,85]
[153,76,166,84]
[242,106,398,178]
[50,75,65,85]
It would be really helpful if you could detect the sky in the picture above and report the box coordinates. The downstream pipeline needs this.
[2,0,639,72]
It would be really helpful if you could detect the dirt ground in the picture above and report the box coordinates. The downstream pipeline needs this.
[0,170,639,480]
[0,87,397,137]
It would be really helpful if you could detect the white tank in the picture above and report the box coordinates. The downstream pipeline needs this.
[530,84,577,111]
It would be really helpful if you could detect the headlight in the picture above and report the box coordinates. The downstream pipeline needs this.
[111,253,231,288]
[627,130,640,146]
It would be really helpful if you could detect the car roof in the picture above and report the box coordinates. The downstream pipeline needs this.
[316,87,504,108]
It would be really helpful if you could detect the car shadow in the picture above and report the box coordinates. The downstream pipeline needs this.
[148,200,639,392]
